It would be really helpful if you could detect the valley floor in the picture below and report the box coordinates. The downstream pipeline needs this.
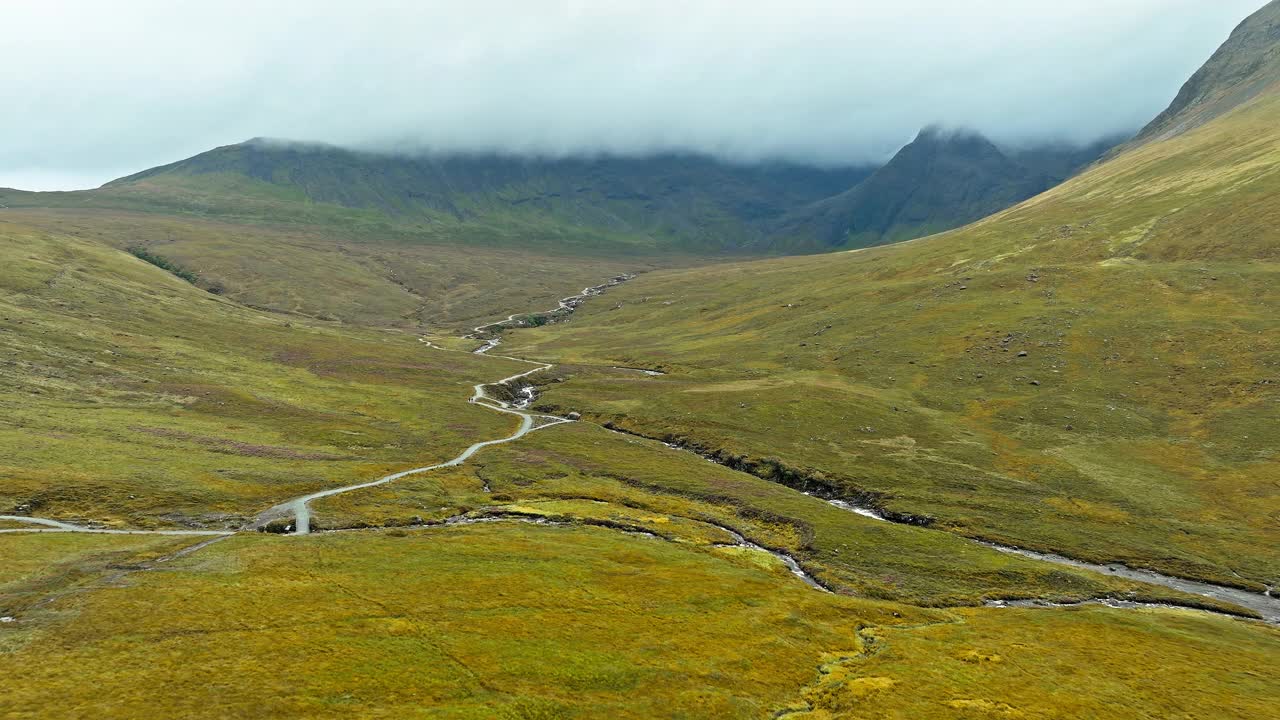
[2,272,1277,719]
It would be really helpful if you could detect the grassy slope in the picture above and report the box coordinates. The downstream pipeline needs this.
[0,527,930,719]
[812,604,1278,719]
[0,215,542,526]
[503,91,1280,591]
[0,533,197,635]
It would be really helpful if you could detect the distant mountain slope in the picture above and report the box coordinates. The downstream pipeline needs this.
[771,128,1116,250]
[1129,0,1280,147]
[100,140,874,251]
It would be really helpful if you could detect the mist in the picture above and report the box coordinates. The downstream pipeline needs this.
[1,0,1268,189]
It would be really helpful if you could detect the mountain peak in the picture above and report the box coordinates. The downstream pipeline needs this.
[913,125,992,144]
[901,127,1007,163]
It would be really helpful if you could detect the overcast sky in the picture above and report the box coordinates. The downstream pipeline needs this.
[2,0,1268,190]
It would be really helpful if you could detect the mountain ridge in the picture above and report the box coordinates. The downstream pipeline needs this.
[98,140,875,251]
[1128,0,1280,148]
[64,129,1115,255]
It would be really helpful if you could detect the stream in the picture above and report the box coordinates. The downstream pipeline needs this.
[817,492,1280,623]
[705,521,830,592]
[631,435,1280,622]
[472,274,634,349]
[467,282,1280,622]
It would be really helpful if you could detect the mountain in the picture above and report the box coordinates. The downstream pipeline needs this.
[1129,0,1280,147]
[771,128,1116,249]
[96,140,874,251]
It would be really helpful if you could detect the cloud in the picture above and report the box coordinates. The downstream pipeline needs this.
[0,0,1268,189]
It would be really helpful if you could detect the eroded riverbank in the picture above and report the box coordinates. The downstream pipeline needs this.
[577,421,1279,623]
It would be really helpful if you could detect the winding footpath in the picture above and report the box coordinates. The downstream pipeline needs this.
[252,278,637,534]
[2,349,569,540]
[254,356,571,534]
[4,279,630,541]
[0,514,230,537]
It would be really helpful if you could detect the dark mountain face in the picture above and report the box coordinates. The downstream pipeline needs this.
[1130,0,1280,147]
[770,128,1116,250]
[1007,135,1127,182]
[108,140,874,251]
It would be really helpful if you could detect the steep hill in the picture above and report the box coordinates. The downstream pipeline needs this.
[1130,0,1280,146]
[772,128,1115,249]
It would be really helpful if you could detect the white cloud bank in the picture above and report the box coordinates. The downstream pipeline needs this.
[0,0,1268,189]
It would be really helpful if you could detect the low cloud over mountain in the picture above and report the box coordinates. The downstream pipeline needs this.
[2,0,1268,189]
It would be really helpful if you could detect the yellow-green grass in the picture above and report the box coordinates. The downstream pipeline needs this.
[308,422,1251,615]
[2,526,1275,719]
[0,207,680,330]
[783,605,1280,719]
[0,533,202,653]
[1,219,539,526]
[502,93,1280,591]
[0,525,939,719]
[0,533,194,589]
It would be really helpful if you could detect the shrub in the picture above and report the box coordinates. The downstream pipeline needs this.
[126,246,199,284]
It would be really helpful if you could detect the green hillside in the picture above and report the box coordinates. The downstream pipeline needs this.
[99,141,873,252]
[0,204,669,329]
[0,132,1114,330]
[0,215,537,525]
[0,112,1130,347]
